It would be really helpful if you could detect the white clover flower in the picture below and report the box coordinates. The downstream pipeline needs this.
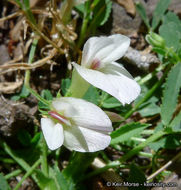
[41,97,112,152]
[73,34,141,105]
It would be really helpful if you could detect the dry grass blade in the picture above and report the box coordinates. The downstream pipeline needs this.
[0,12,21,22]
[0,39,63,75]
[0,54,54,71]
[0,81,23,94]
[147,151,181,181]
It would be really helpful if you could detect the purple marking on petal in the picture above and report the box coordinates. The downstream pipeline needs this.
[90,59,101,70]
[48,111,68,125]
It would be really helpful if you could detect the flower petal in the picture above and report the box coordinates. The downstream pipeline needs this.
[52,97,112,132]
[81,34,130,67]
[74,63,141,105]
[81,36,112,67]
[102,35,130,63]
[101,61,133,79]
[63,125,111,152]
[41,118,64,150]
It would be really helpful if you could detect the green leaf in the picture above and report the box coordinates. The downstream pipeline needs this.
[128,164,147,190]
[151,0,171,30]
[162,11,181,27]
[11,85,30,101]
[20,85,30,98]
[139,103,160,117]
[0,173,10,190]
[102,97,122,108]
[31,132,41,145]
[41,89,53,100]
[61,78,71,96]
[170,110,181,132]
[149,135,181,151]
[35,170,58,190]
[111,123,149,145]
[136,2,150,29]
[14,0,23,8]
[63,152,97,183]
[50,166,75,190]
[38,89,53,109]
[92,0,112,26]
[83,86,99,105]
[159,22,181,51]
[17,129,32,146]
[161,63,181,126]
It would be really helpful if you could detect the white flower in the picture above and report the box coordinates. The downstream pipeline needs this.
[73,34,141,105]
[41,97,112,152]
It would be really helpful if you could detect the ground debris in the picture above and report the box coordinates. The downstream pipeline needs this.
[123,47,159,72]
[0,96,37,136]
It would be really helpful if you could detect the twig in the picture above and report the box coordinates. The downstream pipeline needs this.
[27,21,65,54]
[0,12,21,22]
[147,151,181,181]
[0,53,55,75]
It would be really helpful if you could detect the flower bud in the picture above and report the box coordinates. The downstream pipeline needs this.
[146,32,165,48]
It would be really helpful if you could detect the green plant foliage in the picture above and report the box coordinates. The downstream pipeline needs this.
[35,170,58,190]
[128,164,147,190]
[83,86,99,105]
[161,63,181,126]
[11,85,30,101]
[111,123,149,145]
[92,0,112,26]
[139,103,160,117]
[63,152,97,183]
[31,132,41,145]
[138,96,160,117]
[162,11,181,26]
[61,78,71,96]
[151,0,171,30]
[75,0,112,27]
[136,2,150,29]
[17,129,32,147]
[159,22,181,52]
[102,97,122,108]
[0,173,10,190]
[149,135,181,151]
[50,166,75,190]
[170,110,181,132]
[38,89,53,109]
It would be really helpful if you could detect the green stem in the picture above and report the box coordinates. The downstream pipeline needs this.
[5,169,22,180]
[63,152,98,182]
[14,159,41,190]
[0,157,15,164]
[138,151,153,158]
[0,137,38,184]
[24,38,50,107]
[80,161,122,181]
[77,18,89,48]
[124,65,171,119]
[0,141,31,171]
[138,64,163,85]
[41,137,48,176]
[55,149,61,166]
[25,84,50,106]
[120,130,167,162]
[60,0,74,24]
